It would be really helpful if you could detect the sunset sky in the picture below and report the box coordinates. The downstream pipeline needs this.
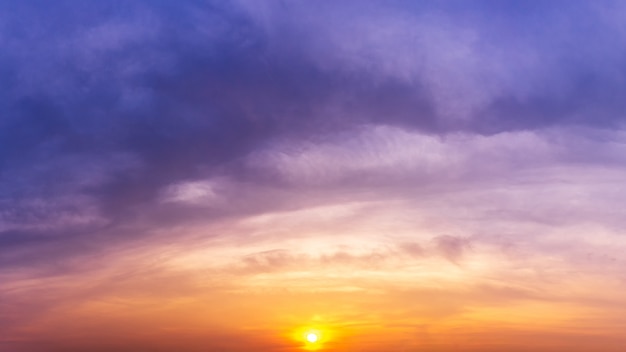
[2,1,626,351]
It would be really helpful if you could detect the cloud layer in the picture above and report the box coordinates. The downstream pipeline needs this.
[2,1,626,351]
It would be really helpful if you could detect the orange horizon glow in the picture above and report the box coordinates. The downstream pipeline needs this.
[5,225,626,352]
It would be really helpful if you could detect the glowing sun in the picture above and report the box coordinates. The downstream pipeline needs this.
[306,332,319,343]
[294,327,328,349]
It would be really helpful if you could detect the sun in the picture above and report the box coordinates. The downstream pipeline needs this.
[302,328,324,349]
[306,332,319,343]
[292,326,331,350]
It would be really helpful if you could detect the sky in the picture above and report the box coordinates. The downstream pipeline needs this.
[1,0,626,351]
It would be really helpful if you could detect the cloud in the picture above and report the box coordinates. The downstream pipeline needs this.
[434,235,472,264]
[236,0,626,128]
[159,179,222,205]
[247,125,557,186]
[1,0,626,236]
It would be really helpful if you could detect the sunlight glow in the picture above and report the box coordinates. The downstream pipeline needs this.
[293,327,330,351]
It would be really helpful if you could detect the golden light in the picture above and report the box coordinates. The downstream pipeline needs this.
[292,326,331,350]
[306,331,319,343]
